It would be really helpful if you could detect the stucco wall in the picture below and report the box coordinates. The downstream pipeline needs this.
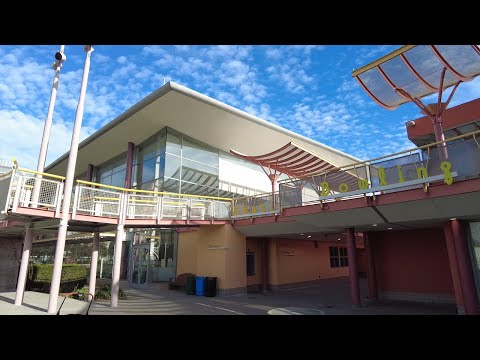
[246,238,263,287]
[195,225,227,289]
[0,237,22,291]
[371,229,454,302]
[176,229,198,275]
[273,238,349,285]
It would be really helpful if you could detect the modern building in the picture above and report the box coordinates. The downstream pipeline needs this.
[1,81,479,314]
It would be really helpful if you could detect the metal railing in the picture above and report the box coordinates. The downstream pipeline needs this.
[235,130,480,217]
[232,192,280,219]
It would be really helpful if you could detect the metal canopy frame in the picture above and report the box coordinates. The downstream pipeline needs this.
[352,45,480,160]
[230,142,342,207]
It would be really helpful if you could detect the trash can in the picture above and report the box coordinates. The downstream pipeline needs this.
[204,277,217,297]
[195,276,205,296]
[186,275,196,295]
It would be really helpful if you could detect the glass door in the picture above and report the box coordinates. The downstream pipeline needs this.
[129,231,150,288]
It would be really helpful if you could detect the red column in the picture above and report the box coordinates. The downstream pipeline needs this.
[346,227,360,306]
[364,232,378,300]
[124,142,135,189]
[261,238,269,293]
[450,220,479,315]
[86,163,94,182]
[443,222,465,314]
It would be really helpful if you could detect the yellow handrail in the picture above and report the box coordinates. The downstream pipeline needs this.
[18,168,66,180]
[76,179,233,201]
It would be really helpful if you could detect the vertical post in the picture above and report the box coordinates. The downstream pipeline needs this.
[31,45,66,208]
[88,233,100,301]
[47,45,94,314]
[346,227,360,306]
[111,224,125,307]
[86,164,94,182]
[443,222,465,314]
[364,232,378,300]
[432,113,449,162]
[450,220,479,315]
[124,142,134,189]
[14,225,33,305]
[261,238,269,293]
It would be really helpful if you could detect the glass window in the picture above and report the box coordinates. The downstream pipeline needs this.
[182,158,219,188]
[163,178,180,193]
[246,253,255,276]
[329,246,348,268]
[140,179,163,191]
[111,170,126,188]
[468,222,480,299]
[166,129,181,156]
[140,157,161,184]
[180,181,218,197]
[165,154,181,179]
[182,135,218,167]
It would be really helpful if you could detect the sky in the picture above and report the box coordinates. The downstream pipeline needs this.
[0,45,479,170]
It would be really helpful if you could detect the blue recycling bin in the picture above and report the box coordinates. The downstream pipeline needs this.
[196,276,205,296]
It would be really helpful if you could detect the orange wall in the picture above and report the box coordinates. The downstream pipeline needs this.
[195,225,227,289]
[224,224,247,289]
[271,238,349,285]
[246,238,263,286]
[268,239,279,285]
[176,230,198,275]
[371,228,454,295]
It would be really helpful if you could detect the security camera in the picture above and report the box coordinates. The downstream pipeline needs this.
[55,52,66,61]
[405,120,416,128]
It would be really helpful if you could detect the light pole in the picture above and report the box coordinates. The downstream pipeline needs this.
[31,45,66,208]
[47,45,94,314]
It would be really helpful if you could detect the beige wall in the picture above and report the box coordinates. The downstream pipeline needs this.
[273,238,349,285]
[224,224,247,289]
[246,238,263,286]
[176,230,198,275]
[268,239,279,285]
[195,225,227,289]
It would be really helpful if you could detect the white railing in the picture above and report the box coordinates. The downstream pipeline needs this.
[11,173,64,211]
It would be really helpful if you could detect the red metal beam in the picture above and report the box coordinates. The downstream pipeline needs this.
[400,53,438,92]
[230,142,292,161]
[354,75,399,110]
[429,45,473,82]
[376,65,410,101]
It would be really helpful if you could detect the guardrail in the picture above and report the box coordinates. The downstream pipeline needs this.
[235,130,480,217]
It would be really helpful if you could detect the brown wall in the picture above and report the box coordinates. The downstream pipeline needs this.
[270,238,349,285]
[195,226,227,289]
[246,238,263,287]
[371,228,454,296]
[224,225,247,290]
[177,229,198,275]
[0,237,22,291]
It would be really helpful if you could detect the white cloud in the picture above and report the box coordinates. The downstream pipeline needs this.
[117,56,127,64]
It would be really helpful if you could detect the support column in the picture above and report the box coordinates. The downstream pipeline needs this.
[443,222,465,314]
[124,142,134,189]
[346,227,360,306]
[261,238,269,293]
[86,164,94,182]
[14,226,33,306]
[364,232,378,301]
[111,224,125,307]
[88,233,100,301]
[450,220,479,315]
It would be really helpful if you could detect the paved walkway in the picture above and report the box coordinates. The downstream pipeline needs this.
[0,291,89,315]
[1,277,457,315]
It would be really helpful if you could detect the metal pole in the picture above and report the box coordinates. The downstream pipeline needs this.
[47,45,94,314]
[111,224,125,307]
[14,225,33,305]
[31,45,67,208]
[88,233,100,301]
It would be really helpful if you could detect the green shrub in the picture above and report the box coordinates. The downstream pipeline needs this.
[94,284,126,300]
[27,264,88,293]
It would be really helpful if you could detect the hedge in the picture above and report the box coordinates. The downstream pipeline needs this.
[27,264,88,293]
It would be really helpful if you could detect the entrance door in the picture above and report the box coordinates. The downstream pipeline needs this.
[130,244,150,288]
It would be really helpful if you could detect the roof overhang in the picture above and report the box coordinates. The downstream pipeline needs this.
[407,97,480,146]
[46,81,361,177]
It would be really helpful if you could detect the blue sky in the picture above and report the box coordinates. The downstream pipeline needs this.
[1,45,479,169]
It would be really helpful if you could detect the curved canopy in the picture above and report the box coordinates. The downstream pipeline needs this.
[352,45,480,110]
[230,142,339,178]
